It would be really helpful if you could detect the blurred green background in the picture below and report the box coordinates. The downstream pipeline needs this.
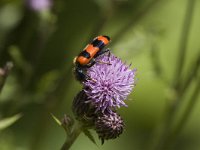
[0,0,200,150]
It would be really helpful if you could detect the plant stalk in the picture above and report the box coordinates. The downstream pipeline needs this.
[61,124,82,150]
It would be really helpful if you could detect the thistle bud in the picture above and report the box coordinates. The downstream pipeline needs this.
[72,90,97,128]
[95,112,124,144]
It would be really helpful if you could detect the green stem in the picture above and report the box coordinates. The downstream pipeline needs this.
[165,0,196,128]
[173,0,196,90]
[169,75,200,145]
[157,72,200,150]
[180,52,200,93]
[150,44,170,85]
[150,0,196,149]
[164,0,196,134]
[61,125,82,150]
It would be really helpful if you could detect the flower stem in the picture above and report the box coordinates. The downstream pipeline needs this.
[173,0,196,90]
[149,0,196,149]
[162,0,196,135]
[61,124,82,150]
[168,75,200,146]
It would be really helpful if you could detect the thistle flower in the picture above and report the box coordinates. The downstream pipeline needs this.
[84,53,136,112]
[95,112,124,144]
[26,0,52,11]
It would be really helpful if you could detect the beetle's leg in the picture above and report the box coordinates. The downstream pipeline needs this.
[96,48,110,56]
[107,49,111,64]
[95,60,111,65]
[87,58,111,66]
[86,59,96,68]
[95,48,112,65]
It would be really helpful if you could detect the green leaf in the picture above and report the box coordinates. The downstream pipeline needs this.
[0,114,22,131]
[83,129,98,146]
[50,113,62,126]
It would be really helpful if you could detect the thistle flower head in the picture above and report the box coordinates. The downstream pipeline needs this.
[84,53,136,112]
[95,112,124,144]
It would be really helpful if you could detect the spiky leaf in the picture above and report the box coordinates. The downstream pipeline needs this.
[0,114,22,131]
[50,113,62,126]
[83,129,97,146]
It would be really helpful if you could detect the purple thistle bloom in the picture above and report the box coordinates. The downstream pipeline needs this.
[26,0,52,11]
[84,53,136,112]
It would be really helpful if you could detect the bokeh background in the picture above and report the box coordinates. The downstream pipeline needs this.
[0,0,200,150]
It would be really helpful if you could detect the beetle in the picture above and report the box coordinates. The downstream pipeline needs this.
[73,35,111,82]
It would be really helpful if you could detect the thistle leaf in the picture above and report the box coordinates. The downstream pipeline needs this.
[50,113,62,126]
[0,114,22,130]
[83,129,97,146]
